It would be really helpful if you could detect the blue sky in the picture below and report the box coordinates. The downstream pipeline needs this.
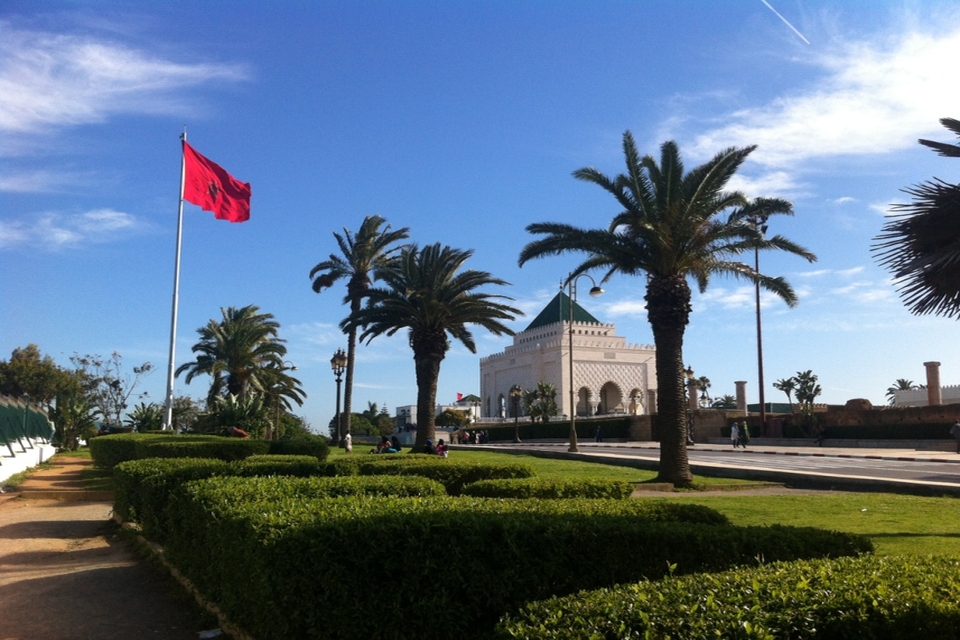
[4,0,960,430]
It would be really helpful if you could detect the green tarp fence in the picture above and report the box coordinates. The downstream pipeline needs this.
[0,396,54,455]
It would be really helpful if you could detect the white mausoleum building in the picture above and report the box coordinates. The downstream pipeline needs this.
[479,292,657,419]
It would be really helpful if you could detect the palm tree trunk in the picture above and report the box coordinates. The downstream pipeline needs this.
[412,353,441,452]
[646,275,694,486]
[342,297,361,445]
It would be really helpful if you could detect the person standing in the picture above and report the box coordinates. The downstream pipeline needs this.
[730,422,740,448]
[951,421,960,454]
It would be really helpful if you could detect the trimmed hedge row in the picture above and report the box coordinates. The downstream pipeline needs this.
[90,433,328,470]
[356,457,535,495]
[114,456,446,542]
[461,477,636,500]
[163,479,871,640]
[496,554,960,639]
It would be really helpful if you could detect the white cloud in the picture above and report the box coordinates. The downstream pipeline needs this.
[0,169,94,192]
[0,22,250,135]
[689,26,960,174]
[831,196,856,205]
[0,208,143,250]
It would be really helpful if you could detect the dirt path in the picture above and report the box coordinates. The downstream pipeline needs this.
[0,461,223,640]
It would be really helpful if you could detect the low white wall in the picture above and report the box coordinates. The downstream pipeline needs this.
[0,442,58,486]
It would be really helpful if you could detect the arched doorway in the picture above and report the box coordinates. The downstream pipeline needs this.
[598,382,623,414]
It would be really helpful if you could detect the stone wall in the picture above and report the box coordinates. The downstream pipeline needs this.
[824,403,960,426]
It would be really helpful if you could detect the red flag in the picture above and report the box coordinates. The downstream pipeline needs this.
[457,393,463,401]
[182,141,251,223]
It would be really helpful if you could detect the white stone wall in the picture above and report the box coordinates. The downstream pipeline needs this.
[894,384,960,407]
[479,319,656,418]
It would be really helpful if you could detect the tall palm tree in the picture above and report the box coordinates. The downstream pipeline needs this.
[696,375,712,408]
[519,131,816,486]
[345,243,520,452]
[176,305,295,405]
[773,377,797,413]
[310,215,410,444]
[874,118,960,317]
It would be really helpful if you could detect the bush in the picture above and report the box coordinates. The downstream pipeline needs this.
[462,477,635,499]
[133,437,270,462]
[113,457,229,529]
[268,435,330,460]
[233,455,322,478]
[497,555,960,639]
[89,433,149,469]
[357,458,535,495]
[163,488,868,640]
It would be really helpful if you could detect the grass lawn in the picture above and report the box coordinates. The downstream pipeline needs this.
[436,448,960,557]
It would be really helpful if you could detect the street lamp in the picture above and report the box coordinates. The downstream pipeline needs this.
[753,214,770,436]
[566,273,603,453]
[510,384,523,443]
[330,349,347,446]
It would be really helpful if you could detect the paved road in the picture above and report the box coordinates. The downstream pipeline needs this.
[478,442,960,494]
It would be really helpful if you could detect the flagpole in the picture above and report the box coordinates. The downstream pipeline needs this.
[162,129,188,430]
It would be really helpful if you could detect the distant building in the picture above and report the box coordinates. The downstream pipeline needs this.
[479,291,656,419]
[394,396,480,429]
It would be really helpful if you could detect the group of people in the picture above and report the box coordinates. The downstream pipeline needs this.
[729,421,749,448]
[452,429,487,445]
[372,435,448,457]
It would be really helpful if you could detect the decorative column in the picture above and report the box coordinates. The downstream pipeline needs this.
[687,377,699,413]
[647,389,657,414]
[735,381,748,416]
[924,361,942,406]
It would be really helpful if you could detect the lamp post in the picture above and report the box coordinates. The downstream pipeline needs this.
[753,214,769,436]
[330,348,347,446]
[684,367,697,445]
[510,384,523,443]
[566,273,604,453]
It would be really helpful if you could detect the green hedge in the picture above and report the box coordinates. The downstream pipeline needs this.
[163,485,870,640]
[134,437,270,462]
[461,477,636,500]
[233,455,322,478]
[357,457,535,495]
[89,433,261,469]
[482,416,633,442]
[114,457,231,540]
[267,436,330,459]
[497,555,960,639]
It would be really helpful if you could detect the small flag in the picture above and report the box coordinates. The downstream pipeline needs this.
[182,141,251,223]
[457,393,463,401]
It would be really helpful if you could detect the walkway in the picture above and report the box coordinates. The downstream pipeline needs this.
[0,457,225,640]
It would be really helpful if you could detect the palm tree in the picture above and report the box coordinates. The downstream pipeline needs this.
[525,381,559,423]
[518,131,816,486]
[176,305,295,406]
[773,377,797,414]
[346,243,520,452]
[310,216,410,444]
[873,118,960,317]
[711,394,738,410]
[696,375,712,408]
[885,378,917,406]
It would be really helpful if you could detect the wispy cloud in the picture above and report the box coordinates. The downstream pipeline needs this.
[688,24,960,195]
[0,22,250,136]
[0,168,97,193]
[0,208,142,250]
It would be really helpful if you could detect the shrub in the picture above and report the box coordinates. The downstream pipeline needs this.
[268,436,330,460]
[233,455,321,478]
[113,457,229,526]
[496,555,960,639]
[133,437,269,462]
[358,458,535,495]
[163,489,868,640]
[462,477,635,499]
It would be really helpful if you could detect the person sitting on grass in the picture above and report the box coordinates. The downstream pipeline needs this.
[226,426,249,439]
[436,438,448,457]
[423,439,437,455]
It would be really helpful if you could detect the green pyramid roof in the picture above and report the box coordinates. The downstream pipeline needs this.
[524,291,601,332]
